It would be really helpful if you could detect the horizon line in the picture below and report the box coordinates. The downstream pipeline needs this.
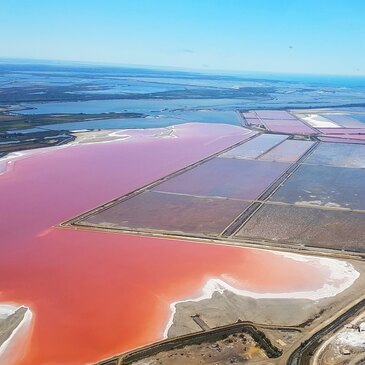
[1,57,365,79]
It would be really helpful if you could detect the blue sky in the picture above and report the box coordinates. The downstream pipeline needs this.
[1,0,364,75]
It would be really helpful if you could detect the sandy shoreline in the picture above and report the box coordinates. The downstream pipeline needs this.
[163,253,360,337]
[0,305,33,362]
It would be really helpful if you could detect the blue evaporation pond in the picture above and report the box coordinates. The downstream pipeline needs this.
[171,110,241,125]
[16,99,247,115]
[353,114,365,123]
[15,117,191,131]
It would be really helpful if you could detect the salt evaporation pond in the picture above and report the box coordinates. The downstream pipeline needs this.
[0,123,359,364]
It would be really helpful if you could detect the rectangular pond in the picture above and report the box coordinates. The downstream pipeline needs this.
[258,140,314,163]
[221,134,287,160]
[270,164,365,210]
[152,157,291,200]
[236,204,365,253]
[305,142,365,168]
[78,191,250,236]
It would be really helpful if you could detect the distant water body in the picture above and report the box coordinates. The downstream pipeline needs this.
[8,111,242,132]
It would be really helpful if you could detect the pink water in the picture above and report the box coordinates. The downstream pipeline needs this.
[0,124,343,364]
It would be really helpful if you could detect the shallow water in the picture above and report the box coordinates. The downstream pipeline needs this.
[9,111,242,133]
[16,99,248,115]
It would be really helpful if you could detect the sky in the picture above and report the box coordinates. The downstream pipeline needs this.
[1,0,365,76]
